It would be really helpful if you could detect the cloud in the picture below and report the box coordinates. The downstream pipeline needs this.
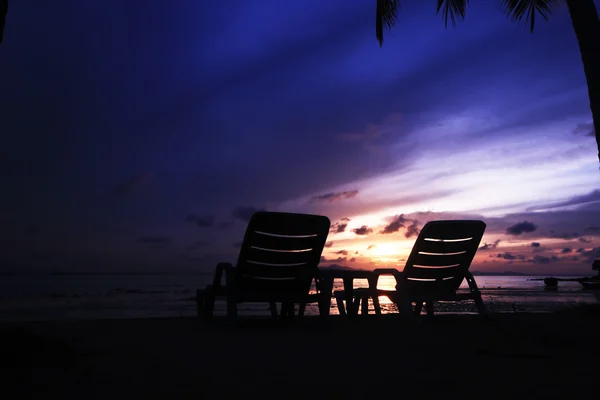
[584,226,600,235]
[349,257,356,262]
[232,206,266,222]
[138,236,169,245]
[531,242,541,248]
[528,255,559,264]
[324,241,334,248]
[531,190,600,211]
[506,221,537,235]
[380,215,409,234]
[185,214,215,228]
[367,244,376,250]
[479,239,501,251]
[335,250,348,255]
[549,231,581,240]
[496,252,525,261]
[581,247,600,261]
[113,173,152,195]
[561,248,572,253]
[352,225,373,236]
[330,222,348,234]
[405,222,420,238]
[573,122,595,137]
[312,190,359,202]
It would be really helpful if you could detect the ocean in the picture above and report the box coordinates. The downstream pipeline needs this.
[1,273,598,322]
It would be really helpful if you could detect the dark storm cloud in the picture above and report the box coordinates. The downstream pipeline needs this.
[479,239,501,251]
[528,255,559,264]
[185,214,214,228]
[581,247,600,261]
[312,190,359,203]
[506,221,537,235]
[496,252,525,261]
[549,231,581,240]
[573,122,595,137]
[405,222,420,238]
[584,226,600,235]
[380,215,409,234]
[352,226,373,236]
[330,222,348,234]
[535,190,600,210]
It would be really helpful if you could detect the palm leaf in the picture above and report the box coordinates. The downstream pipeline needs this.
[501,0,561,32]
[436,0,469,27]
[376,0,400,47]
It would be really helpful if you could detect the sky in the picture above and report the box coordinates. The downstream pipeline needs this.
[0,0,599,275]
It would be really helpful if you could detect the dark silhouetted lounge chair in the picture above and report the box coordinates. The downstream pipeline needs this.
[196,211,331,319]
[336,220,487,316]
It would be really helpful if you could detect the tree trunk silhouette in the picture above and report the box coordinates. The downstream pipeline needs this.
[0,0,7,46]
[566,0,600,165]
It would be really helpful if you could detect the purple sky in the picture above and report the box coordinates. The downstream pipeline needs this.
[0,0,598,274]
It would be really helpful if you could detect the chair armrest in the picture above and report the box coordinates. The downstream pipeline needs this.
[372,268,404,288]
[213,262,235,289]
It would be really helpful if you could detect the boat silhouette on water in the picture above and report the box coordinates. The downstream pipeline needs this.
[579,260,600,290]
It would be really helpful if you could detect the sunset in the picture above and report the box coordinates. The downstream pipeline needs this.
[1,0,600,397]
[1,1,598,276]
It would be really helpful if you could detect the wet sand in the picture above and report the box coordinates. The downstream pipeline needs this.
[2,306,600,399]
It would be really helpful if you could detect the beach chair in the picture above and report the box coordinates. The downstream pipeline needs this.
[197,211,331,319]
[336,220,487,316]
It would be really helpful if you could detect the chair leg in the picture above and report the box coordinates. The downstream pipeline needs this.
[425,301,434,316]
[198,286,215,319]
[372,295,381,315]
[298,303,306,317]
[353,295,361,315]
[269,302,278,317]
[226,295,237,319]
[361,294,369,315]
[334,292,347,316]
[414,302,423,316]
[280,303,287,319]
[474,293,487,315]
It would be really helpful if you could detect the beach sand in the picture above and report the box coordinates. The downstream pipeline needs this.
[2,306,600,399]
